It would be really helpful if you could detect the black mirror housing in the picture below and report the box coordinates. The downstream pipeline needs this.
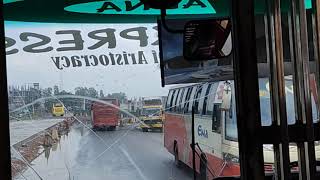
[183,18,232,61]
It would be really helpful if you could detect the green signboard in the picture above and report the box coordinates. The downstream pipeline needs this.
[2,0,313,23]
[65,0,216,15]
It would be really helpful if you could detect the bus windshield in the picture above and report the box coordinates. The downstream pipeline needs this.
[4,0,320,179]
[54,103,63,107]
[142,108,161,116]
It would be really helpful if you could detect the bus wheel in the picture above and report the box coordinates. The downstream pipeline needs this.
[174,143,182,168]
[142,128,148,132]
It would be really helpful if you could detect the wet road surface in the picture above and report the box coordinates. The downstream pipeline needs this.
[16,122,193,180]
[10,119,64,145]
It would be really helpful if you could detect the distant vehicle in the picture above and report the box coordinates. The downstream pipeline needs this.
[91,98,120,131]
[140,97,164,132]
[52,103,65,116]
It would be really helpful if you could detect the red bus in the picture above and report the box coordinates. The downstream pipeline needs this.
[91,98,120,131]
[164,77,320,179]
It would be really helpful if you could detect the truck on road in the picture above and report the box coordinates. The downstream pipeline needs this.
[91,98,120,131]
[140,97,164,132]
[52,103,65,117]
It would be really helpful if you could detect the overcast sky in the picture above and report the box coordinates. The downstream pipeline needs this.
[4,21,171,98]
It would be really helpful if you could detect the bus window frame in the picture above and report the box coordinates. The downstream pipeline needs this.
[224,90,238,142]
[187,86,198,113]
[173,89,182,112]
[193,85,203,114]
[183,87,192,113]
[166,90,174,109]
[169,89,177,111]
[0,1,11,177]
[212,104,222,133]
[197,84,209,115]
[179,88,188,112]
[206,83,219,115]
[177,88,185,112]
[171,89,179,112]
[202,83,213,115]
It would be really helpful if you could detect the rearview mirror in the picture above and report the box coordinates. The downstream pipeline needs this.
[183,18,232,61]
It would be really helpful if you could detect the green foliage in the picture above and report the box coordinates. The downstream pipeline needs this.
[75,87,97,98]
[107,92,127,103]
[53,85,59,95]
[99,90,104,98]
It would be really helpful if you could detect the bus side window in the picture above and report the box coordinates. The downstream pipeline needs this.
[197,84,208,115]
[212,104,221,133]
[166,90,173,110]
[202,84,212,115]
[183,88,192,113]
[193,86,203,114]
[187,86,198,113]
[206,83,219,115]
[173,89,182,112]
[169,90,176,111]
[180,88,187,113]
[177,88,185,113]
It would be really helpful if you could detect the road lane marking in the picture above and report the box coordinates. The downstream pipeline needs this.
[120,146,148,180]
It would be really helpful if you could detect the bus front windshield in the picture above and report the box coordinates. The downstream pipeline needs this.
[6,21,173,180]
[5,0,319,179]
[142,108,161,116]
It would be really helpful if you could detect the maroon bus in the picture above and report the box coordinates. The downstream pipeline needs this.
[91,98,120,131]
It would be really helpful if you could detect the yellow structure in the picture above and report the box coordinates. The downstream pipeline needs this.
[139,98,164,132]
[52,103,65,116]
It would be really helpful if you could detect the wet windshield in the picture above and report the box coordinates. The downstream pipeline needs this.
[6,21,181,180]
[142,108,161,116]
[5,1,320,180]
[54,103,63,107]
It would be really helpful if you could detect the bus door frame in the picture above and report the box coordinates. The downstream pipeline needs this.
[0,0,12,179]
[231,0,266,179]
[232,0,320,179]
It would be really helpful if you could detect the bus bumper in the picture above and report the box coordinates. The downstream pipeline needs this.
[140,121,163,131]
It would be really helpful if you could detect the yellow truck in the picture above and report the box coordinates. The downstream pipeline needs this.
[52,103,65,116]
[140,98,164,132]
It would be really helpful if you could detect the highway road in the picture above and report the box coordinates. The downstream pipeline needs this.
[16,122,193,180]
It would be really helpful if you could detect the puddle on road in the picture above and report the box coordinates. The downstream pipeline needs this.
[16,123,86,180]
